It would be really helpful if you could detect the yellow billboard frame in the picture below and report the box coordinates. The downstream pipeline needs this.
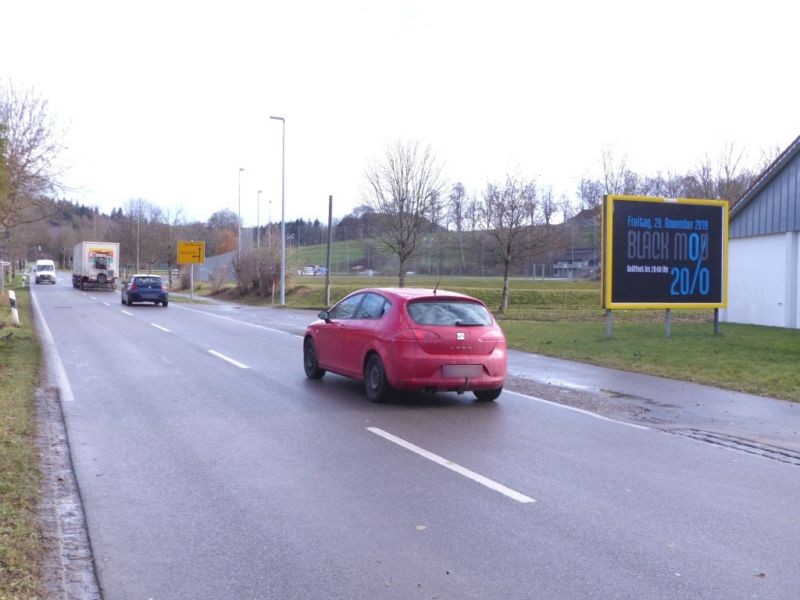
[602,195,729,309]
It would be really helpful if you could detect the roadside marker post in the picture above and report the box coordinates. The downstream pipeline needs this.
[8,290,20,326]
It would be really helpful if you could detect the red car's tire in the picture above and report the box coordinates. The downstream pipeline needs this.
[474,387,503,402]
[303,337,326,379]
[364,354,391,403]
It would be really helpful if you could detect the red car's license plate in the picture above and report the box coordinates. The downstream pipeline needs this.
[442,364,483,378]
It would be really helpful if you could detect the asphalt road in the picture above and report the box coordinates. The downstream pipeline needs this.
[32,277,800,599]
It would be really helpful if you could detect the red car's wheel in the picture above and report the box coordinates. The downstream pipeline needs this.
[364,354,391,403]
[303,337,325,379]
[473,387,502,402]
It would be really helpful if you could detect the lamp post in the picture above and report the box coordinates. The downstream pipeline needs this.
[268,199,272,248]
[269,115,286,305]
[257,190,262,250]
[237,167,245,260]
[136,212,140,272]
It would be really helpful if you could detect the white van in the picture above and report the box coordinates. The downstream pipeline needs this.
[35,259,57,284]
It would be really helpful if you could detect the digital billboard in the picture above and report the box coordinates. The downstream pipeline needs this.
[602,195,728,309]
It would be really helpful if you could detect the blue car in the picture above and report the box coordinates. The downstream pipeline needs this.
[121,274,169,307]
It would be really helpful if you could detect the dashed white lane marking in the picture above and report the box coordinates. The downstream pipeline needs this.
[90,296,97,301]
[121,310,133,316]
[208,349,249,369]
[102,302,110,306]
[504,390,651,431]
[150,323,171,332]
[367,427,535,504]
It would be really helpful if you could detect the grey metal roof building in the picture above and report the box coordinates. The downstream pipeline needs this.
[722,134,800,329]
[730,134,800,238]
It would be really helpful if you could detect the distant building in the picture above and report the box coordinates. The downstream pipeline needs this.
[552,247,600,279]
[196,250,236,282]
[721,134,800,329]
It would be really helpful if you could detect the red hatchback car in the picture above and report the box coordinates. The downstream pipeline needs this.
[303,288,507,402]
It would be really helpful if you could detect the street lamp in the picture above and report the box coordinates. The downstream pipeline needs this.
[257,190,262,249]
[269,115,286,305]
[136,211,140,272]
[268,199,272,248]
[237,167,245,260]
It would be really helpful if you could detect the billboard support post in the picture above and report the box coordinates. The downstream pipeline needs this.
[665,309,671,338]
[605,309,612,339]
[714,308,720,335]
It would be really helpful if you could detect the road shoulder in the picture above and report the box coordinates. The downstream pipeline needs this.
[36,387,101,599]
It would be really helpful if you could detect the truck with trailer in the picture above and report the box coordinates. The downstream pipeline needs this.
[72,241,120,290]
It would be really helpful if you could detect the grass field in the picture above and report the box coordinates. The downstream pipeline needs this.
[0,281,43,599]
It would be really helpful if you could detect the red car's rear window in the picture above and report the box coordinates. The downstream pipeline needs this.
[406,300,492,326]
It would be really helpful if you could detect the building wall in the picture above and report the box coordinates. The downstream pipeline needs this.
[195,250,236,282]
[721,232,799,328]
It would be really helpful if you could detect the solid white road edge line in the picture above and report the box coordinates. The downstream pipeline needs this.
[367,427,535,504]
[150,323,171,332]
[208,349,249,369]
[30,288,76,403]
[504,389,651,431]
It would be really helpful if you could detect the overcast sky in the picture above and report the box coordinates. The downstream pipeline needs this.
[3,0,798,227]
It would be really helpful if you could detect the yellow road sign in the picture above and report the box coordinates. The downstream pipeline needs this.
[177,241,205,264]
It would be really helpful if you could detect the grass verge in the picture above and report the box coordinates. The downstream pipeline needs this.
[0,280,43,599]
[502,319,800,401]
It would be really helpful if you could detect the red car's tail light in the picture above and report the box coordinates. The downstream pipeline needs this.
[395,328,441,342]
[478,329,505,342]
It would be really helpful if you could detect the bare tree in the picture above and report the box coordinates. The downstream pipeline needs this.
[0,82,64,232]
[559,193,577,221]
[601,148,627,195]
[482,175,536,313]
[600,149,644,196]
[448,182,467,273]
[577,178,604,210]
[447,182,466,232]
[540,187,558,225]
[716,142,753,203]
[644,171,686,198]
[465,193,482,232]
[364,141,445,287]
[685,155,716,199]
[757,144,783,172]
[684,143,754,203]
[108,198,171,273]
